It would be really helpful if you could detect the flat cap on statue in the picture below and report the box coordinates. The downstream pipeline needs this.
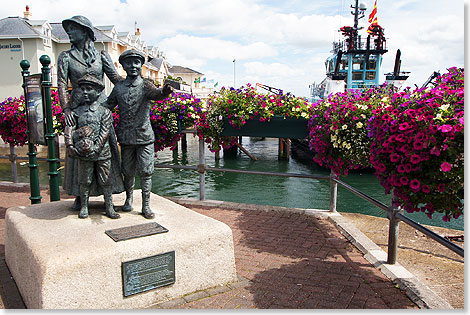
[62,15,96,41]
[77,74,105,91]
[119,49,146,65]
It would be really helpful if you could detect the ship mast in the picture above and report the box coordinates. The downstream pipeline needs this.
[351,0,366,49]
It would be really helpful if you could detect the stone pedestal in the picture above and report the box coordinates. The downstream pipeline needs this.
[5,191,237,309]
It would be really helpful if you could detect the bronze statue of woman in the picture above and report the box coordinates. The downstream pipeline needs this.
[58,15,124,210]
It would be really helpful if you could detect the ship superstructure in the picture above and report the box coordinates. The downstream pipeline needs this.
[310,0,408,102]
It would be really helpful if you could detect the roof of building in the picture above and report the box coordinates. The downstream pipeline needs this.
[95,25,115,31]
[50,22,68,41]
[0,17,40,37]
[147,57,165,70]
[25,19,47,26]
[169,65,203,75]
[50,22,113,43]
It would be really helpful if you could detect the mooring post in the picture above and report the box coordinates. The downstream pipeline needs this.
[329,169,338,212]
[40,55,60,201]
[387,191,402,264]
[9,144,18,183]
[20,59,42,204]
[198,138,206,200]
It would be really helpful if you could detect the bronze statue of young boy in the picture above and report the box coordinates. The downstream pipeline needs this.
[106,50,173,219]
[64,75,121,219]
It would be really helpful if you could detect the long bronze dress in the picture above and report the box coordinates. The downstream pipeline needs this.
[58,48,124,196]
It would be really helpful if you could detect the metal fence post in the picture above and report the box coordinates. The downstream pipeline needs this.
[20,59,42,204]
[198,138,206,200]
[40,55,60,201]
[329,170,338,212]
[387,191,402,264]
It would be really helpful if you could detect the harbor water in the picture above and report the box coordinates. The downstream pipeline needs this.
[0,136,463,231]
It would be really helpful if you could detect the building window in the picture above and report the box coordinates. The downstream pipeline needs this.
[42,27,51,46]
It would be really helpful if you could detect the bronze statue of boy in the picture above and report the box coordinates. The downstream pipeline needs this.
[64,75,120,219]
[106,50,173,219]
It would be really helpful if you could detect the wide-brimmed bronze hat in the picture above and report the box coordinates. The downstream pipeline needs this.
[119,49,146,65]
[77,74,105,91]
[62,15,96,41]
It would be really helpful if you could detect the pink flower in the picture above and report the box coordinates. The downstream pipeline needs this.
[430,147,441,156]
[410,154,421,164]
[390,153,400,163]
[438,124,453,133]
[397,164,406,173]
[440,162,452,172]
[400,176,409,186]
[422,185,430,193]
[459,116,464,125]
[398,122,410,130]
[410,179,420,191]
[437,184,445,193]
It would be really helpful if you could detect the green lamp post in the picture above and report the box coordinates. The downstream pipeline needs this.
[20,59,42,204]
[40,55,60,201]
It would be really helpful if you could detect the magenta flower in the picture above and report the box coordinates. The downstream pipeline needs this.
[422,185,430,193]
[438,124,453,133]
[399,122,410,130]
[410,179,420,191]
[437,184,445,193]
[410,154,421,164]
[390,153,400,163]
[440,162,452,172]
[430,147,441,156]
[400,176,409,186]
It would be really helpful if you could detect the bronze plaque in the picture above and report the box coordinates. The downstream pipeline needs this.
[122,251,175,297]
[105,222,168,242]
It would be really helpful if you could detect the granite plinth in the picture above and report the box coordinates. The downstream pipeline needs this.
[5,191,237,309]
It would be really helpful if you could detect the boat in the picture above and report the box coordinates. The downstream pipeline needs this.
[309,0,409,102]
[294,0,410,169]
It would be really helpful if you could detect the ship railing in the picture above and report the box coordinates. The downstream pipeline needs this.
[1,134,463,263]
[154,133,464,264]
[332,38,387,53]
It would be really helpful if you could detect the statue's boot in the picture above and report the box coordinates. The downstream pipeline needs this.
[141,176,155,219]
[71,196,81,211]
[122,177,134,212]
[79,192,89,219]
[103,186,120,219]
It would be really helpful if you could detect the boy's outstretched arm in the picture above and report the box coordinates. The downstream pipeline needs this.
[145,79,174,101]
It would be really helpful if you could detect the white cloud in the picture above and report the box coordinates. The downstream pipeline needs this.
[160,34,277,65]
[0,0,465,97]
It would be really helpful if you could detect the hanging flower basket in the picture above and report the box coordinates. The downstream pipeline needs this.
[221,116,308,139]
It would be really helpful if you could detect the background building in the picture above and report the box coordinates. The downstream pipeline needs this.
[0,6,212,101]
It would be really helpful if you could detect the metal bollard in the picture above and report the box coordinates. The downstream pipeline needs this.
[387,192,403,264]
[198,138,205,200]
[329,170,338,212]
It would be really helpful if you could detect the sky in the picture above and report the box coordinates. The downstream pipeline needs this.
[1,0,465,98]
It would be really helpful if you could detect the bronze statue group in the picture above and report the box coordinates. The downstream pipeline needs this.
[59,16,173,220]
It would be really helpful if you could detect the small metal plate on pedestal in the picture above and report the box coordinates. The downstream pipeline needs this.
[105,222,168,242]
[122,251,176,297]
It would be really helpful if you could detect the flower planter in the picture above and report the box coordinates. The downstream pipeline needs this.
[221,116,308,139]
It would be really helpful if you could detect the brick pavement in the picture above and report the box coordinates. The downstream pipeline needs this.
[0,184,418,309]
